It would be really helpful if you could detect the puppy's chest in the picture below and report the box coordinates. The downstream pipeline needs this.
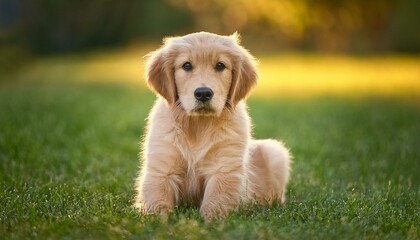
[172,119,244,167]
[174,130,220,166]
[173,131,220,203]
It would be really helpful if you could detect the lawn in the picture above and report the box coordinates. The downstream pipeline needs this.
[1,48,419,239]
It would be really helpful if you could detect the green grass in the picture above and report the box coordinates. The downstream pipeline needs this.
[1,64,420,238]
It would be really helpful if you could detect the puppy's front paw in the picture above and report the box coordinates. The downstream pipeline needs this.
[156,207,170,220]
[136,201,172,220]
[200,204,229,222]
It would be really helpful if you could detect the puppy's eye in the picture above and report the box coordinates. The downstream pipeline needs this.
[215,62,226,71]
[182,62,193,71]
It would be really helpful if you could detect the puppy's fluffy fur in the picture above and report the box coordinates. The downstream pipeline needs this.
[134,32,291,221]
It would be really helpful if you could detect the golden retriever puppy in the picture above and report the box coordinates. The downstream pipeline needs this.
[134,32,291,221]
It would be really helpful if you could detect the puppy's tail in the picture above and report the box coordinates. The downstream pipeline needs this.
[247,139,292,204]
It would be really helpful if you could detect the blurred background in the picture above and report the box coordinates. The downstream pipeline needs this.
[2,0,420,54]
[0,0,419,96]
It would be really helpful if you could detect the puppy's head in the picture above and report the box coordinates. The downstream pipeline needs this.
[145,32,258,116]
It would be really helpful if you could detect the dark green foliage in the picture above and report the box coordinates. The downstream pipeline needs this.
[1,0,192,53]
[1,0,419,54]
[1,84,419,239]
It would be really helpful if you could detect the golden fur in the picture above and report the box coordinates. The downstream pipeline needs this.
[134,32,291,221]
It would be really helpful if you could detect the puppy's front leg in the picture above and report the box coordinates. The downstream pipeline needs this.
[136,174,177,219]
[200,164,244,222]
[135,152,185,219]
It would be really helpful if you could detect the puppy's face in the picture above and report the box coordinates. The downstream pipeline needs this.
[146,32,258,117]
[173,49,233,116]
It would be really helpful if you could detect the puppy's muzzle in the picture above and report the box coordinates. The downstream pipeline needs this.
[194,87,213,102]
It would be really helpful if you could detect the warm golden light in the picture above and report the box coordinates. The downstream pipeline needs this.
[256,54,420,98]
[17,47,420,99]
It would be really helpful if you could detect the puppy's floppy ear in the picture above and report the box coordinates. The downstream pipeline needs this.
[145,45,177,107]
[228,33,258,107]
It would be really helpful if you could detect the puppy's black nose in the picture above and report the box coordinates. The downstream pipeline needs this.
[194,87,213,102]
